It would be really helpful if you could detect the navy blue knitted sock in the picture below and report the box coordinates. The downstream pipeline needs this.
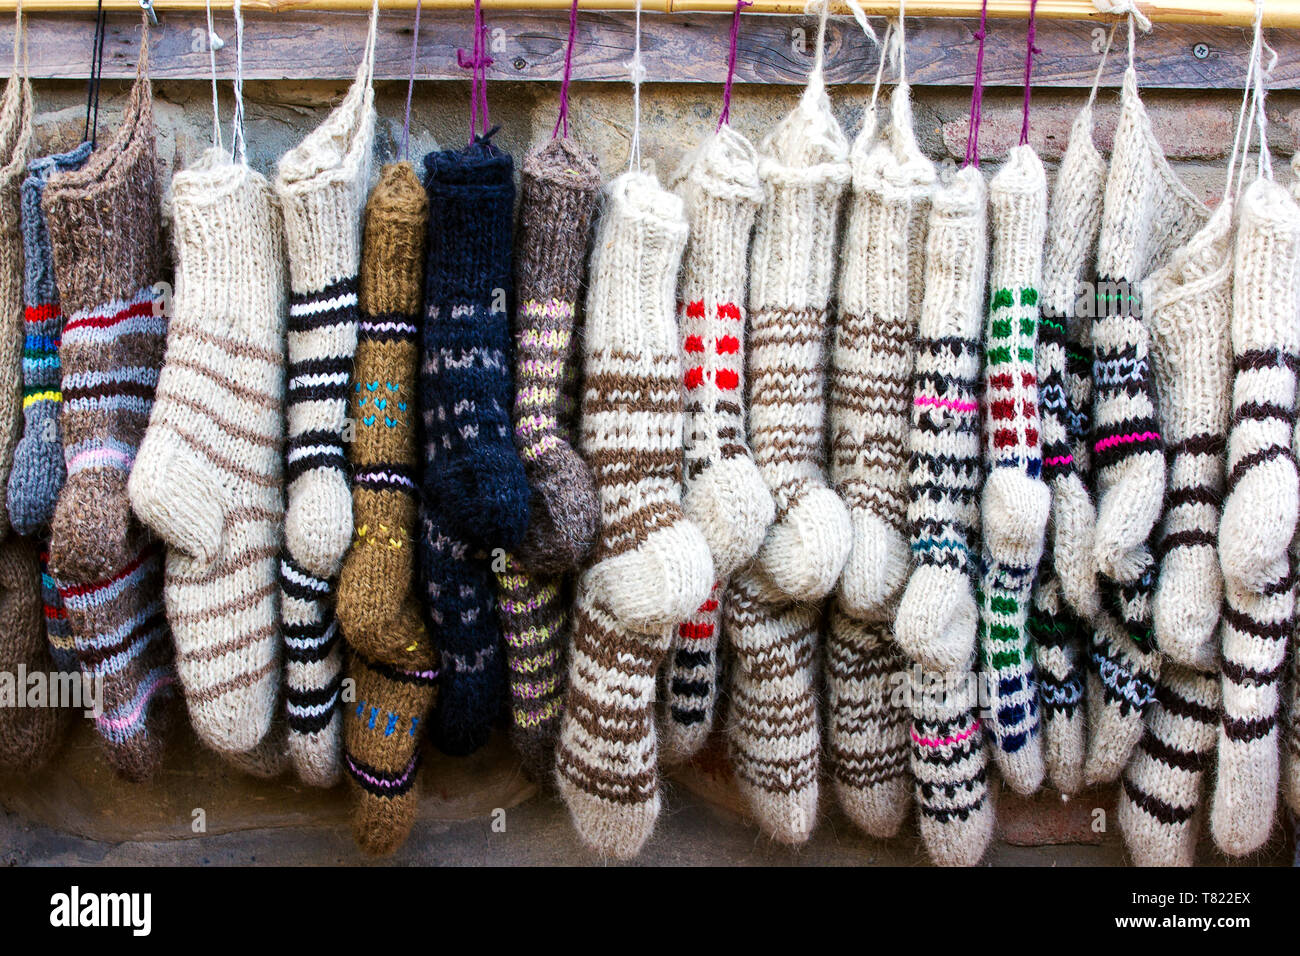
[422,133,530,549]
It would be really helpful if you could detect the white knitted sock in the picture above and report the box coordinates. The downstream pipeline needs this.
[895,165,986,673]
[129,151,285,755]
[747,74,852,604]
[831,83,934,619]
[659,579,723,765]
[1288,159,1300,822]
[1030,568,1086,795]
[1212,176,1300,857]
[670,127,774,579]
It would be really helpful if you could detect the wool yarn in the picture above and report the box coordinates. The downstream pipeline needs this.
[669,125,773,578]
[555,170,707,857]
[1289,155,1300,822]
[8,143,90,537]
[512,137,601,573]
[42,62,175,783]
[1212,176,1300,857]
[746,72,852,604]
[832,83,934,619]
[659,580,723,765]
[130,150,286,759]
[0,64,32,538]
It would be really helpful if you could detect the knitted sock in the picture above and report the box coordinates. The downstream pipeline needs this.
[43,70,176,783]
[422,136,531,551]
[909,663,994,866]
[1288,163,1300,823]
[0,68,32,538]
[895,165,985,672]
[578,171,712,631]
[129,151,285,757]
[344,644,438,855]
[978,144,1049,795]
[1030,569,1086,794]
[0,535,70,773]
[747,75,852,603]
[1212,176,1300,857]
[659,579,723,765]
[280,556,343,784]
[825,597,911,837]
[8,143,89,536]
[670,125,773,579]
[39,547,74,672]
[1146,202,1234,669]
[832,83,934,619]
[495,553,568,778]
[275,57,375,580]
[511,138,601,574]
[1118,662,1220,866]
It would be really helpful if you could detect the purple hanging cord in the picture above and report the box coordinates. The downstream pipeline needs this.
[1019,0,1040,145]
[717,0,751,130]
[457,0,493,143]
[400,0,423,161]
[552,0,580,139]
[962,0,989,168]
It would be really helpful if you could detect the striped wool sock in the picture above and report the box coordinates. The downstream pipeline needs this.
[978,144,1049,795]
[832,83,934,619]
[281,556,343,783]
[511,138,601,574]
[1287,163,1300,824]
[129,151,286,760]
[825,597,911,837]
[746,73,852,604]
[1212,176,1300,857]
[670,125,773,579]
[660,580,723,765]
[1118,662,1220,866]
[0,60,31,538]
[39,547,73,672]
[895,164,986,673]
[1029,568,1086,795]
[422,136,531,551]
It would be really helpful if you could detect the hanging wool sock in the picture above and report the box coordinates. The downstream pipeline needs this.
[43,57,176,783]
[274,48,375,580]
[659,580,723,765]
[670,125,773,578]
[825,597,911,837]
[280,556,342,783]
[1288,157,1300,822]
[832,82,934,619]
[422,136,531,551]
[7,143,90,536]
[1212,176,1300,857]
[895,164,985,672]
[344,643,438,855]
[1117,662,1220,866]
[511,138,601,573]
[724,568,821,844]
[1029,569,1086,794]
[0,535,70,772]
[0,63,32,538]
[129,150,286,758]
[977,143,1049,795]
[746,71,852,604]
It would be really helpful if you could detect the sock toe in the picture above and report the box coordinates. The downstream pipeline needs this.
[757,486,851,602]
[837,509,910,619]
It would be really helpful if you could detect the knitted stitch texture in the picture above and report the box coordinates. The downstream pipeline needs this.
[1029,570,1086,794]
[831,83,934,619]
[7,142,90,536]
[1289,156,1300,821]
[1211,176,1300,857]
[130,150,286,758]
[43,66,176,783]
[978,143,1048,796]
[746,73,852,603]
[512,137,601,573]
[669,125,773,579]
[659,580,723,764]
[0,66,32,538]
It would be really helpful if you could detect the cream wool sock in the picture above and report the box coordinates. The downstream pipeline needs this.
[831,83,934,619]
[978,144,1049,795]
[724,568,821,844]
[129,151,285,755]
[669,126,773,579]
[1029,570,1086,794]
[747,71,852,604]
[1287,158,1300,822]
[1212,176,1300,857]
[659,579,723,765]
[894,165,986,673]
[1145,201,1234,670]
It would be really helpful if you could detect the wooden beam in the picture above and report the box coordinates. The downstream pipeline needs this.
[1,9,1284,88]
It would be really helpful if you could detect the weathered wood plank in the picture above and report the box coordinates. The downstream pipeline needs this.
[0,10,1286,88]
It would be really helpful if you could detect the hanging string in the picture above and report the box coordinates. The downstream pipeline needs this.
[896,0,907,86]
[13,1,26,82]
[1092,0,1152,35]
[844,0,879,47]
[231,0,247,163]
[869,20,892,113]
[1086,21,1117,110]
[1223,3,1260,202]
[552,0,580,138]
[1018,0,1040,145]
[83,0,107,148]
[962,0,989,167]
[808,0,830,85]
[401,0,423,160]
[204,0,223,152]
[457,0,493,144]
[627,0,645,172]
[717,0,751,130]
[1235,0,1275,194]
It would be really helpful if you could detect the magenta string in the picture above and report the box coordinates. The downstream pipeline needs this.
[457,0,493,143]
[1019,0,1040,145]
[962,0,989,168]
[717,0,751,130]
[401,0,423,161]
[553,0,580,139]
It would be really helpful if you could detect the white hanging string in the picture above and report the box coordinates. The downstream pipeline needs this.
[843,0,879,47]
[1224,0,1262,201]
[897,0,907,86]
[231,0,246,163]
[205,0,223,152]
[1085,21,1117,110]
[1092,0,1151,34]
[808,0,829,85]
[627,0,645,172]
[870,20,892,112]
[1235,0,1275,193]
